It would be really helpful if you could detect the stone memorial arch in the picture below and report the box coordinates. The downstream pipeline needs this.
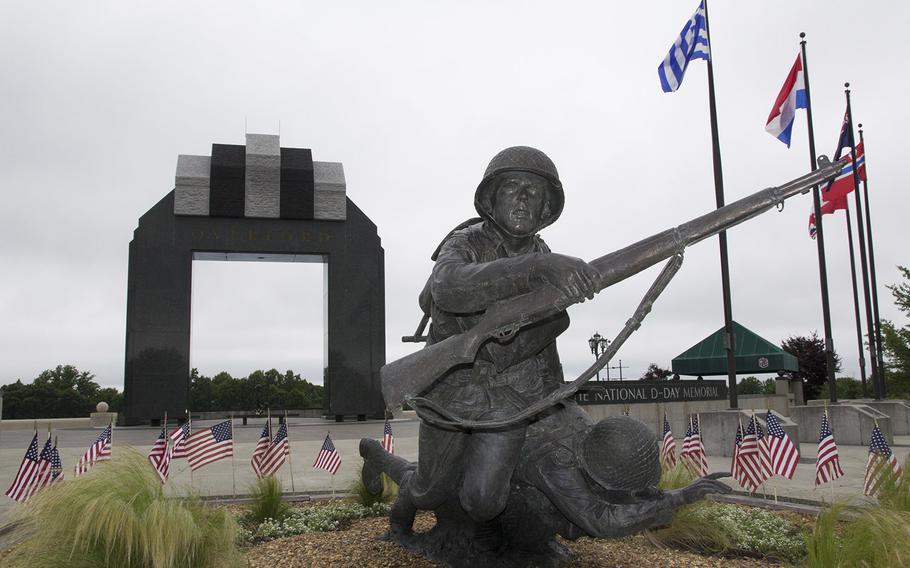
[122,134,385,425]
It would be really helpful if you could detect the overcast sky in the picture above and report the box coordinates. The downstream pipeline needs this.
[1,1,906,392]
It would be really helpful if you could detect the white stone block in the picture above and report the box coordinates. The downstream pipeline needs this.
[244,133,281,218]
[174,155,210,215]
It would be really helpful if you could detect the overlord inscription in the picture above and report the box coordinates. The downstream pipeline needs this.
[573,380,728,406]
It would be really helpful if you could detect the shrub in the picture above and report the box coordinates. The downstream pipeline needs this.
[246,475,290,525]
[647,462,805,563]
[241,501,390,543]
[2,448,242,568]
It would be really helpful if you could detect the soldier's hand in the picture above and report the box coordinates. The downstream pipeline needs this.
[534,254,601,302]
[679,472,732,504]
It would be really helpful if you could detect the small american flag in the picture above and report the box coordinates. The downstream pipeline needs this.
[660,413,676,468]
[313,433,341,475]
[75,424,112,477]
[680,415,708,477]
[4,433,43,503]
[48,440,64,485]
[260,423,290,477]
[381,420,395,454]
[736,415,772,493]
[731,422,743,485]
[863,425,902,497]
[184,419,233,471]
[169,422,191,459]
[766,411,799,479]
[251,421,272,478]
[147,425,172,483]
[815,410,844,486]
[23,436,55,502]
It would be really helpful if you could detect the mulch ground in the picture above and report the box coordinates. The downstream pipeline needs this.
[243,512,790,568]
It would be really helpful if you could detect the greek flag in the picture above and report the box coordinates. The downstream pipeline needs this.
[658,1,710,93]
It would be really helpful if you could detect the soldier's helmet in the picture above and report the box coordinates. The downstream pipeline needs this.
[579,416,662,493]
[474,146,565,232]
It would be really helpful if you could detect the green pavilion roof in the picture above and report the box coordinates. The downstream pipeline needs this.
[671,321,798,376]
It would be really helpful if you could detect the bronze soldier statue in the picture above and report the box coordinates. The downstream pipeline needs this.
[364,146,601,535]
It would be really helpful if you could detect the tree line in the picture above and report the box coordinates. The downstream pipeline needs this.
[0,366,323,419]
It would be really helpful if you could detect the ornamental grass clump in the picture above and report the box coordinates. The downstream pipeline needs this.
[1,448,242,568]
[246,474,290,525]
[348,466,398,507]
[806,456,910,567]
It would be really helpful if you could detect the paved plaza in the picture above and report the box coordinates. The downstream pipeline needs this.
[1,414,907,519]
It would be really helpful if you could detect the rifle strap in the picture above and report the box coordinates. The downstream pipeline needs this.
[409,253,685,431]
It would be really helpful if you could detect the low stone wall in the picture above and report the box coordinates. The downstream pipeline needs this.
[580,394,790,443]
[0,417,92,430]
[191,409,324,421]
[792,403,893,445]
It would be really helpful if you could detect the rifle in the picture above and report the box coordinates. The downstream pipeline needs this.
[381,156,846,411]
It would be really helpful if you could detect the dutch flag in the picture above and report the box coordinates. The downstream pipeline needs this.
[765,54,807,147]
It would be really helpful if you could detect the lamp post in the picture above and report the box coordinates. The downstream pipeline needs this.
[588,332,610,381]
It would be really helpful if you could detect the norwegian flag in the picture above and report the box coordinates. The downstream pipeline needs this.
[863,425,903,497]
[736,415,772,493]
[815,410,844,486]
[5,433,44,503]
[148,424,172,483]
[766,411,800,479]
[251,421,272,478]
[260,423,290,477]
[660,413,676,469]
[679,415,708,477]
[169,422,191,460]
[75,424,112,476]
[313,433,341,475]
[381,420,395,455]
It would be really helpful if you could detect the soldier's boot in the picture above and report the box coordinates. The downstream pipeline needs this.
[359,438,416,494]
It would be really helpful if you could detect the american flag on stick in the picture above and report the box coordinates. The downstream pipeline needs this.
[863,425,902,497]
[169,422,191,460]
[4,433,44,503]
[260,423,290,477]
[660,413,676,469]
[381,419,395,454]
[251,420,272,478]
[35,437,65,489]
[75,424,112,477]
[731,422,744,486]
[736,414,772,493]
[766,411,799,479]
[815,410,844,486]
[184,419,234,471]
[313,433,341,475]
[680,415,707,477]
[26,436,56,501]
[148,424,172,483]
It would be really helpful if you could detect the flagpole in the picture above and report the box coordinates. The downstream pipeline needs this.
[188,409,194,489]
[285,409,296,494]
[702,0,738,409]
[800,32,838,402]
[857,124,887,396]
[844,84,881,399]
[842,201,869,396]
[230,412,236,497]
